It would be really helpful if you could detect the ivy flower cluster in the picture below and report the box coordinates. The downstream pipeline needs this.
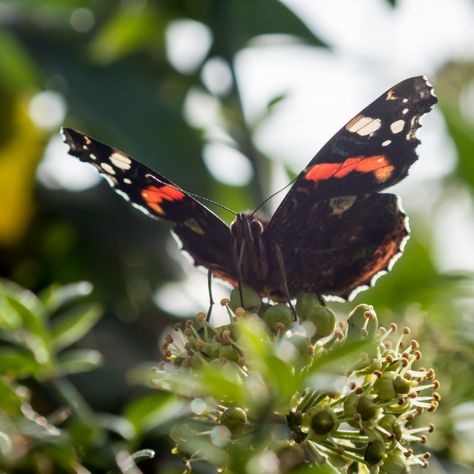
[155,288,440,474]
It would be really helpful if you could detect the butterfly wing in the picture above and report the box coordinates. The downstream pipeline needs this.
[264,76,437,299]
[61,127,237,281]
[267,193,408,300]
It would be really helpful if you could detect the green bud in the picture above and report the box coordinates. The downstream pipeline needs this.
[296,293,321,319]
[263,304,293,332]
[374,372,397,401]
[306,406,339,436]
[191,355,204,370]
[229,286,261,313]
[358,395,378,421]
[348,304,378,337]
[220,407,247,431]
[343,393,359,420]
[393,375,412,394]
[378,415,403,441]
[380,451,409,474]
[364,439,386,465]
[304,306,336,340]
[218,344,239,362]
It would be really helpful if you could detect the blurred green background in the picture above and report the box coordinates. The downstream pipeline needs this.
[1,0,474,472]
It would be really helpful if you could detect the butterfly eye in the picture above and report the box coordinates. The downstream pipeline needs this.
[250,220,263,236]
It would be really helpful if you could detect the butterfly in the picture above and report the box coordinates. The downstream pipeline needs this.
[62,76,437,304]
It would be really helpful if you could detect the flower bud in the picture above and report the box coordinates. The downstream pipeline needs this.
[306,406,339,436]
[230,286,261,313]
[373,372,397,401]
[296,293,321,319]
[348,304,378,338]
[220,407,247,431]
[304,306,336,340]
[263,304,292,333]
[364,439,386,465]
[218,344,239,363]
[378,415,403,441]
[380,451,409,474]
[343,393,360,420]
[393,375,412,394]
[357,395,378,421]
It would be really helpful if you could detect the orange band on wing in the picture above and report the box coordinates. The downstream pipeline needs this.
[141,185,185,215]
[305,155,394,183]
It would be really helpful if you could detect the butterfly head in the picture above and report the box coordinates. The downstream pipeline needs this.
[230,212,266,244]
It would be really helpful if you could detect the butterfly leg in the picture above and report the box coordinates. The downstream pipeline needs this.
[206,265,216,322]
[316,293,326,306]
[274,243,297,321]
[237,241,246,308]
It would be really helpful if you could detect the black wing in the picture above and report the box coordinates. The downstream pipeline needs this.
[264,76,437,299]
[268,193,408,300]
[61,127,237,280]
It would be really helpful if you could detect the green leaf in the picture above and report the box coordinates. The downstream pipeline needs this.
[55,349,103,376]
[304,339,373,380]
[236,317,272,362]
[125,392,186,434]
[51,303,102,351]
[39,281,94,314]
[211,0,328,54]
[90,8,165,63]
[0,349,40,377]
[289,462,341,473]
[0,294,22,330]
[201,365,246,405]
[4,297,51,365]
[0,378,23,415]
[0,31,39,93]
[96,414,135,440]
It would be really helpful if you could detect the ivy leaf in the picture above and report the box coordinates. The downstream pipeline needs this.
[51,303,102,351]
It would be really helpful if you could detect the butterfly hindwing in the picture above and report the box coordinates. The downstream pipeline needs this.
[61,127,237,281]
[265,193,408,300]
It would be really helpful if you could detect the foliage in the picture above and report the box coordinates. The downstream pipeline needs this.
[0,280,160,472]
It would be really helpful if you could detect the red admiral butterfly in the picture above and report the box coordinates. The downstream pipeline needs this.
[62,76,437,304]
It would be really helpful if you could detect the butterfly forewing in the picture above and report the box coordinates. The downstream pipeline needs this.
[61,127,237,281]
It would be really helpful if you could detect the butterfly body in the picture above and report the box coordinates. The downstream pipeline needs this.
[62,76,437,301]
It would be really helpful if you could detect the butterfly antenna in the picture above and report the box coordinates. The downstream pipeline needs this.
[188,193,238,216]
[250,178,296,217]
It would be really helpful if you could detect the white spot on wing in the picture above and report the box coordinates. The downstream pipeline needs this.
[110,151,132,170]
[100,162,116,175]
[123,178,132,184]
[346,115,382,136]
[382,140,391,147]
[402,108,409,115]
[90,153,97,160]
[386,89,397,101]
[116,189,130,201]
[390,119,405,134]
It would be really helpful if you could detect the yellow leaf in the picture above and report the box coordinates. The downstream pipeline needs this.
[0,97,45,245]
